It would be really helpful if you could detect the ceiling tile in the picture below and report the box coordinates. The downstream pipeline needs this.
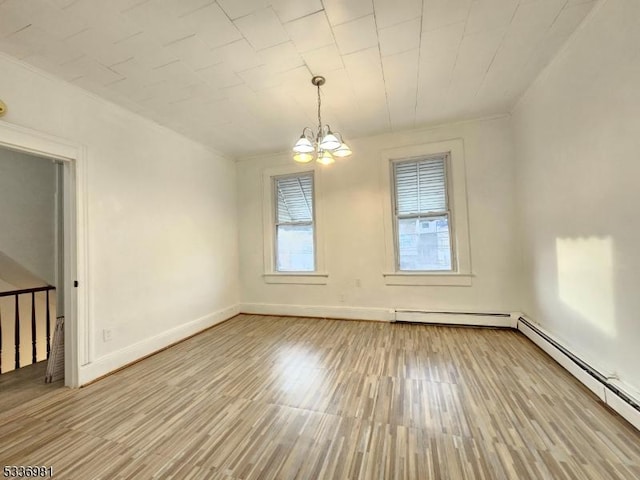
[419,48,457,90]
[59,55,124,85]
[342,46,383,76]
[373,0,422,29]
[217,0,269,20]
[259,41,304,73]
[0,24,56,60]
[510,0,565,32]
[379,17,421,57]
[196,62,244,89]
[20,2,90,40]
[488,28,540,73]
[234,7,289,50]
[333,15,378,55]
[163,35,220,71]
[118,0,194,46]
[302,43,344,74]
[382,48,419,92]
[382,48,419,130]
[0,4,32,36]
[62,26,136,67]
[237,64,283,91]
[422,0,471,31]
[163,0,213,18]
[103,31,157,70]
[285,11,334,53]
[420,22,465,58]
[178,2,242,49]
[466,0,519,35]
[451,29,506,80]
[565,0,594,5]
[323,0,374,26]
[210,39,263,72]
[549,1,596,37]
[271,0,323,23]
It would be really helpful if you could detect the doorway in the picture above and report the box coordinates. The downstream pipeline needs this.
[0,120,87,390]
[0,147,64,411]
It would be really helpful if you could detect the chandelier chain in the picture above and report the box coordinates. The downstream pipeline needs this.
[317,83,322,142]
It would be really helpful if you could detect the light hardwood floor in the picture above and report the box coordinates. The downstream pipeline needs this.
[0,360,63,415]
[0,314,638,479]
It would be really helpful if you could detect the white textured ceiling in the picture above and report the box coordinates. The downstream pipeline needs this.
[0,0,596,158]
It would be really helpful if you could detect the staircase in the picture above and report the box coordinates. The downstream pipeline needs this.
[0,252,58,375]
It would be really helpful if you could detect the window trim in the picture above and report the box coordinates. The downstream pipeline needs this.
[380,139,472,286]
[262,164,327,284]
[391,154,455,273]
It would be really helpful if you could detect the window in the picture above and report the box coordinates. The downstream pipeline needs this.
[274,172,315,272]
[393,155,453,271]
[380,139,471,286]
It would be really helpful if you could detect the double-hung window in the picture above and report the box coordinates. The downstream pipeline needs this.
[392,154,453,271]
[274,172,315,272]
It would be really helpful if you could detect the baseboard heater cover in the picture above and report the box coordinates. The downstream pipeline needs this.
[518,316,639,414]
[395,310,514,328]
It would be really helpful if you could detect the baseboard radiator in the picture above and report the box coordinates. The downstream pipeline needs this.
[394,309,514,328]
[517,316,639,417]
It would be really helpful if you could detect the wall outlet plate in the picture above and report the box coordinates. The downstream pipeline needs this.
[103,328,112,342]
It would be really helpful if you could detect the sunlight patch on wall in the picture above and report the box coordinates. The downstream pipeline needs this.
[556,237,616,337]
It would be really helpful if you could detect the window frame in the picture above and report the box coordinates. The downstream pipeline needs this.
[391,154,456,273]
[380,139,472,286]
[262,164,328,285]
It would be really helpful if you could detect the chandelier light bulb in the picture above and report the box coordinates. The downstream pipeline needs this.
[317,150,335,165]
[293,152,314,163]
[333,142,352,158]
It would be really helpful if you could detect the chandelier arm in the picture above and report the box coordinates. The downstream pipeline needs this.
[302,127,315,141]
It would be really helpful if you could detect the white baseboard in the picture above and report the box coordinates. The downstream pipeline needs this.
[517,315,639,430]
[240,303,394,322]
[78,304,240,385]
[239,303,519,327]
[395,310,516,328]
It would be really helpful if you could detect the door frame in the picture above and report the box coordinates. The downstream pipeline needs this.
[0,120,89,387]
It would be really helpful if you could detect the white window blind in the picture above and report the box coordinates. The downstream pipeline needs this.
[393,155,453,271]
[395,157,447,215]
[276,175,313,223]
[274,173,315,272]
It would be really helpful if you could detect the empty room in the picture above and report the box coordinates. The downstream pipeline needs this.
[0,0,639,478]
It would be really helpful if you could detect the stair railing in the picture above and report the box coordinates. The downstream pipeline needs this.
[0,285,55,374]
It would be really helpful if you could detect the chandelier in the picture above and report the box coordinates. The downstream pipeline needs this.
[292,75,352,165]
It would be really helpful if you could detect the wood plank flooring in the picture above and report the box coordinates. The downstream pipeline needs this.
[0,360,63,414]
[0,314,638,479]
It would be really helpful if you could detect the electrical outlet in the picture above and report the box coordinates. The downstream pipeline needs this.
[355,278,361,287]
[339,294,345,303]
[103,328,113,342]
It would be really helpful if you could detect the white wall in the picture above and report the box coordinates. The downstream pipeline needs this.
[513,0,640,395]
[0,54,239,382]
[0,148,56,285]
[238,116,520,317]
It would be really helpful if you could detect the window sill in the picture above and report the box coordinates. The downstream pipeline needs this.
[263,273,329,285]
[383,272,473,286]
